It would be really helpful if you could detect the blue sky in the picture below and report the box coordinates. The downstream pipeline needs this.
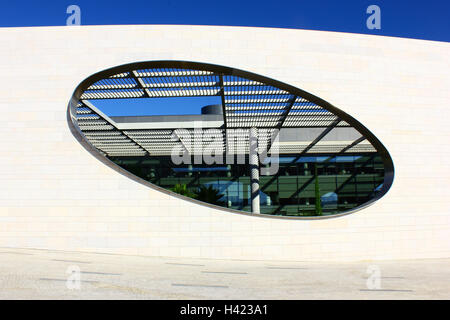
[4,0,447,116]
[96,97,222,116]
[1,0,449,42]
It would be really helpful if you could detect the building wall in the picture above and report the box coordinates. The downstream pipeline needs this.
[0,25,449,261]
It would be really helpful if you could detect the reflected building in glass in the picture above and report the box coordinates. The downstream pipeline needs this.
[72,61,393,218]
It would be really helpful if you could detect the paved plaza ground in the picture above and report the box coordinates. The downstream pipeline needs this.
[0,247,448,299]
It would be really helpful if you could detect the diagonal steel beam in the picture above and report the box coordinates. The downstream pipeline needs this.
[131,70,150,98]
[260,119,340,192]
[272,150,375,215]
[219,74,230,155]
[272,175,316,214]
[261,127,368,195]
[218,74,227,125]
[323,136,367,163]
[291,118,341,163]
[334,154,376,194]
[277,95,297,129]
[81,100,149,155]
[261,95,297,156]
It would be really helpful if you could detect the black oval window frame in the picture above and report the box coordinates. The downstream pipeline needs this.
[68,60,395,219]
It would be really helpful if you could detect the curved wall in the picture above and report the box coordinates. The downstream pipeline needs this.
[70,60,394,218]
[0,25,449,261]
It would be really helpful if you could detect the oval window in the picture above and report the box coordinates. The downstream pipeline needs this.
[68,61,394,218]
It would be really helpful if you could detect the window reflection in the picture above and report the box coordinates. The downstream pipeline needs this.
[110,153,384,216]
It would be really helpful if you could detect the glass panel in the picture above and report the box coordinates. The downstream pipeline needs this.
[73,62,393,218]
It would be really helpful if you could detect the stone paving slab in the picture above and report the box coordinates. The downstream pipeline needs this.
[0,247,448,299]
